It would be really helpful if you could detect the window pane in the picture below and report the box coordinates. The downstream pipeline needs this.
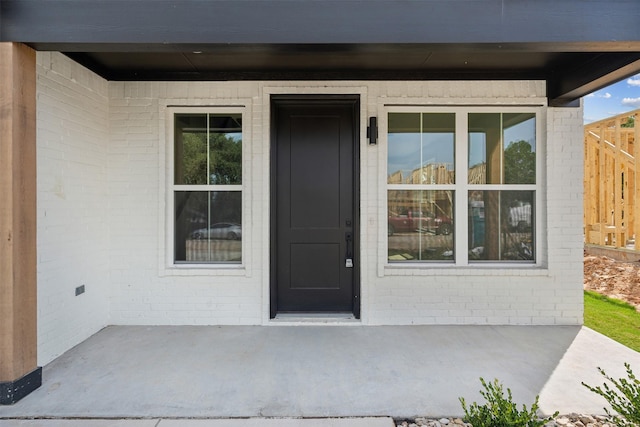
[388,190,454,262]
[503,113,535,184]
[209,114,242,185]
[468,190,534,262]
[388,113,455,184]
[388,113,420,183]
[175,114,208,185]
[468,113,536,184]
[175,191,242,263]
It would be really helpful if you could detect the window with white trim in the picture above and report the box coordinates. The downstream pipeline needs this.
[172,111,243,264]
[387,108,537,264]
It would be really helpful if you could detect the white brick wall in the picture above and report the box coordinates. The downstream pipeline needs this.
[360,80,584,326]
[545,106,585,323]
[36,54,584,354]
[36,52,110,365]
[108,82,264,325]
[106,80,583,326]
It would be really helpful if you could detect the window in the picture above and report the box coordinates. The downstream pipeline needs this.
[172,112,243,264]
[387,109,538,264]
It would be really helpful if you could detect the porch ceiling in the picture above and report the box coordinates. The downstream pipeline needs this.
[3,0,640,106]
[52,46,640,108]
[57,45,627,82]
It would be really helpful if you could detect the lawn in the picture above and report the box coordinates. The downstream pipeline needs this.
[584,290,640,352]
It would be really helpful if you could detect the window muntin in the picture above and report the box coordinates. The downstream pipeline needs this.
[387,109,538,265]
[173,112,242,264]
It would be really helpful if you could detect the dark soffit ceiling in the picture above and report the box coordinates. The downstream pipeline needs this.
[61,45,582,79]
[57,46,640,108]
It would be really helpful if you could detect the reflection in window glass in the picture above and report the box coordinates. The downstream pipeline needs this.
[468,190,534,262]
[468,113,535,184]
[388,113,455,184]
[388,190,454,262]
[174,114,208,185]
[175,114,242,185]
[175,191,242,263]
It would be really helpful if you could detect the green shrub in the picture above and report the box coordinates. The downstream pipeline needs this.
[459,377,558,427]
[582,363,640,427]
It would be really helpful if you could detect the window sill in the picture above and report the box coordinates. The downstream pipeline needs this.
[383,263,549,277]
[161,264,247,277]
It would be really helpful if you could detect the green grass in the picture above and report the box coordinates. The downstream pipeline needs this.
[584,290,640,352]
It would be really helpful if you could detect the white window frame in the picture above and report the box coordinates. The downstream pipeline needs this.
[381,105,544,270]
[164,106,249,273]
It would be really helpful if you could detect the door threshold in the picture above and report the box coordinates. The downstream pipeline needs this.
[271,312,359,325]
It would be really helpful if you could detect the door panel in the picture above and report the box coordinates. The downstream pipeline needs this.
[290,244,340,289]
[271,98,359,316]
[289,116,341,229]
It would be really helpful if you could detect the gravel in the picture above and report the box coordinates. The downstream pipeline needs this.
[395,413,618,427]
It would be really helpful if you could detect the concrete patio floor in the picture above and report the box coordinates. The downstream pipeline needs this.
[0,418,395,427]
[1,325,640,420]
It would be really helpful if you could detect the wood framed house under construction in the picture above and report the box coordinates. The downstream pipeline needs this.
[584,110,640,249]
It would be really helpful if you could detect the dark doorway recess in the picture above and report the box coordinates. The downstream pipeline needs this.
[270,96,360,318]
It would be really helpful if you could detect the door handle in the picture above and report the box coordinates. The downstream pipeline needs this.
[345,232,353,268]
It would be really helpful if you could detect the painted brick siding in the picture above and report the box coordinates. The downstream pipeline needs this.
[545,107,585,322]
[36,52,110,365]
[367,100,583,326]
[367,83,582,325]
[106,80,584,326]
[108,82,263,325]
[31,57,586,343]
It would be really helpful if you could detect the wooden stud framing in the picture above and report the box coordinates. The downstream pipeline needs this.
[584,109,639,248]
[635,114,640,250]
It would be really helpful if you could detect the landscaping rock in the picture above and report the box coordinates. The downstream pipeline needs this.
[396,414,616,427]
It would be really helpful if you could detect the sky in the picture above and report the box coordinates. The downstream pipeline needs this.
[583,73,640,123]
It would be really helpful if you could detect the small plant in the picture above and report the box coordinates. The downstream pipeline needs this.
[582,363,640,427]
[459,377,558,427]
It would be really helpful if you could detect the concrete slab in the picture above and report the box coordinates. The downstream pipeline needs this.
[0,421,159,427]
[159,417,395,427]
[539,327,640,415]
[0,326,638,419]
[0,418,395,427]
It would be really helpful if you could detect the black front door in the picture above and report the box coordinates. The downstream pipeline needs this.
[271,96,359,317]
